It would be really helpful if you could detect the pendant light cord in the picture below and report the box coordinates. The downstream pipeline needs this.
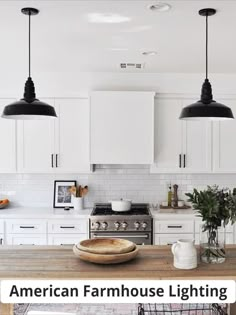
[29,11,31,78]
[206,13,208,80]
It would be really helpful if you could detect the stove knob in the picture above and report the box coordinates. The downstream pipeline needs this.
[94,222,100,230]
[114,222,120,230]
[101,222,108,230]
[142,222,148,230]
[134,221,140,230]
[121,222,128,230]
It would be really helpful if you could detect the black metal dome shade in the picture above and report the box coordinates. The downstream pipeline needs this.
[179,8,234,121]
[179,78,234,120]
[2,77,57,119]
[2,8,57,120]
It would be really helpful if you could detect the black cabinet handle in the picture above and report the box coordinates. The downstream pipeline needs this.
[60,226,75,229]
[179,154,182,168]
[183,154,186,168]
[167,225,183,229]
[20,226,35,229]
[56,154,58,167]
[51,154,54,168]
[0,238,3,245]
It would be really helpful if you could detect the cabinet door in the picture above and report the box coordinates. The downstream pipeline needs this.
[150,98,182,173]
[0,99,17,173]
[90,91,154,164]
[55,98,90,173]
[17,99,55,173]
[213,99,236,172]
[182,99,212,173]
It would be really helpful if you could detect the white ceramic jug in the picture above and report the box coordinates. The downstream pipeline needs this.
[171,239,197,269]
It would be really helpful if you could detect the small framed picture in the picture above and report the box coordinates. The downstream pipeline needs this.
[53,180,76,208]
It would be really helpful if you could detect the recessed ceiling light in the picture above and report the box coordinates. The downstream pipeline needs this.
[88,13,131,24]
[142,51,157,56]
[148,3,171,12]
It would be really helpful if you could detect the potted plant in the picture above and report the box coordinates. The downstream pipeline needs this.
[186,185,236,264]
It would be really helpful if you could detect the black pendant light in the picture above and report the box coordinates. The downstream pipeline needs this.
[2,8,57,119]
[179,8,234,120]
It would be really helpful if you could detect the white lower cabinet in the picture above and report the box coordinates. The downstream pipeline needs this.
[48,234,86,245]
[5,218,88,245]
[155,234,194,245]
[48,220,88,234]
[154,217,235,245]
[154,218,194,245]
[47,219,88,245]
[7,234,47,245]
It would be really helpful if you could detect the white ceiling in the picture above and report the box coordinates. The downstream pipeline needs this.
[0,0,236,74]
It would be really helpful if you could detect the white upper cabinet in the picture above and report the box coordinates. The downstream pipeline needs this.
[54,98,90,173]
[151,98,183,173]
[151,96,212,173]
[213,99,236,173]
[17,99,55,173]
[17,98,91,173]
[0,99,17,173]
[90,91,154,164]
[182,99,212,173]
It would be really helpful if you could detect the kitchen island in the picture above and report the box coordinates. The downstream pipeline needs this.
[0,245,236,315]
[0,245,236,279]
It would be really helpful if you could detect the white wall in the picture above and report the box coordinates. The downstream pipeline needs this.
[1,72,236,98]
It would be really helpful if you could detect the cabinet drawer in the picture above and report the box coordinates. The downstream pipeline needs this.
[195,233,234,245]
[48,234,86,245]
[155,220,194,234]
[6,220,46,234]
[48,220,88,234]
[155,233,194,245]
[6,234,47,245]
[195,220,234,233]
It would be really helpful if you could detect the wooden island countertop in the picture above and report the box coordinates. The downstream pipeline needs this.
[0,245,236,280]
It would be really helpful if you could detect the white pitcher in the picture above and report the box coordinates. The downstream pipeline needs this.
[171,239,197,269]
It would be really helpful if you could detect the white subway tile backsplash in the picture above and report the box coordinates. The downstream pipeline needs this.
[0,167,235,207]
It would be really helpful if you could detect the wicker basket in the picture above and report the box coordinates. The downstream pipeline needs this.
[138,303,228,315]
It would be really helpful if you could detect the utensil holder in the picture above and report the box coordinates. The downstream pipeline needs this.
[72,196,83,211]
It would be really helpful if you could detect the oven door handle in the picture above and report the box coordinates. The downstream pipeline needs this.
[92,234,149,239]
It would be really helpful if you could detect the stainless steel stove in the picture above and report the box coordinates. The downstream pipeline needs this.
[89,203,153,245]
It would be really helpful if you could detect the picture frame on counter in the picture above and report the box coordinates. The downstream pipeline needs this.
[53,180,76,208]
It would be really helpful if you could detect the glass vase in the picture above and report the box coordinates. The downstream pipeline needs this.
[200,224,226,264]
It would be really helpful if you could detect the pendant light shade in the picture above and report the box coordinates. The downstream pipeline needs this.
[2,8,57,120]
[179,8,234,120]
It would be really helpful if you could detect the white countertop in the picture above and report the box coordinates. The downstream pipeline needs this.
[0,207,92,219]
[0,206,199,220]
[150,208,200,220]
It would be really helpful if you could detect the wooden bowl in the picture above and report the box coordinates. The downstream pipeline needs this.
[78,238,135,255]
[73,244,139,264]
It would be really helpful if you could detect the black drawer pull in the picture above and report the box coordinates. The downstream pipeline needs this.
[183,154,186,168]
[167,225,183,228]
[179,154,181,168]
[60,226,75,229]
[167,243,174,245]
[60,244,74,246]
[51,154,54,168]
[20,226,35,229]
[20,244,35,245]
